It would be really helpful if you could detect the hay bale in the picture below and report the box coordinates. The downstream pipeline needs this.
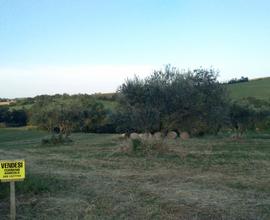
[139,133,145,139]
[118,133,127,140]
[139,133,152,140]
[153,132,163,140]
[167,131,178,139]
[180,131,190,140]
[130,132,140,140]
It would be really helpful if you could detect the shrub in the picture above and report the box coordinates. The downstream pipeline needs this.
[41,134,73,145]
[229,97,270,134]
[0,108,28,127]
[30,96,107,134]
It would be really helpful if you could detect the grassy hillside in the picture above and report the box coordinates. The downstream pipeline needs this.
[0,128,269,219]
[228,77,270,100]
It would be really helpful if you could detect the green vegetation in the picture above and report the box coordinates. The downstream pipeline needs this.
[30,96,107,135]
[1,68,270,136]
[0,107,28,127]
[1,68,270,138]
[0,128,269,219]
[117,66,229,134]
[229,77,270,100]
[0,71,269,218]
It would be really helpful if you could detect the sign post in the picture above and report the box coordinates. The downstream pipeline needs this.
[0,160,25,220]
[10,181,16,220]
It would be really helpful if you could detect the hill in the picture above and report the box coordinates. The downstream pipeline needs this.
[228,77,270,100]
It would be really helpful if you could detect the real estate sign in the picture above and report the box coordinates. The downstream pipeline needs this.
[0,160,25,182]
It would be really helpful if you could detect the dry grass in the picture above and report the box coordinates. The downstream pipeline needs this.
[0,129,269,219]
[0,101,12,106]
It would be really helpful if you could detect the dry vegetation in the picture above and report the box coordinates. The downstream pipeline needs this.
[0,102,12,106]
[0,128,269,219]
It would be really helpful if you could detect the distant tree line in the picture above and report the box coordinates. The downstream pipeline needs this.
[228,76,249,84]
[0,98,10,102]
[0,107,28,127]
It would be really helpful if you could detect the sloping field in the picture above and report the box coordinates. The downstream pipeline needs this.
[228,77,270,100]
[0,128,269,219]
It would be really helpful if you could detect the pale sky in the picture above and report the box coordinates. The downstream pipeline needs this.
[1,0,270,98]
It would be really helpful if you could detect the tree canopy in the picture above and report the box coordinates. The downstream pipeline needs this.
[117,65,229,135]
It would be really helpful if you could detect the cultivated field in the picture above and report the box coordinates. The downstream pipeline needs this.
[0,128,270,220]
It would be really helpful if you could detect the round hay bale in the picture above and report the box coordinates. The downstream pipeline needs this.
[118,133,127,140]
[167,131,178,139]
[121,133,127,138]
[139,132,152,140]
[180,131,190,140]
[139,133,145,139]
[148,133,153,140]
[153,132,162,140]
[130,132,140,140]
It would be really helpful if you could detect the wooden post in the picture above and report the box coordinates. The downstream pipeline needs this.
[10,181,16,220]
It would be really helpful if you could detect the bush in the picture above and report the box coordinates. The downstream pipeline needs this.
[30,96,107,134]
[41,134,73,145]
[229,97,270,134]
[0,108,27,127]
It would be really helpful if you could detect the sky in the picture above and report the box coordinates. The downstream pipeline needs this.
[0,0,270,98]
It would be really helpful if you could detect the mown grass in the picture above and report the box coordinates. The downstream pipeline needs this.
[0,128,269,219]
[0,127,46,149]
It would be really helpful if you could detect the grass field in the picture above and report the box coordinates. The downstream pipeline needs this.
[0,128,269,219]
[228,77,270,100]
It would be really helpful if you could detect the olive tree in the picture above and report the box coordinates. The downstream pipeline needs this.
[117,65,229,135]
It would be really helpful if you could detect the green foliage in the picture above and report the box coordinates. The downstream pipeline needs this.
[229,97,270,134]
[0,107,28,126]
[41,134,73,145]
[0,107,9,122]
[131,138,142,152]
[118,65,229,135]
[30,95,107,134]
[129,138,167,155]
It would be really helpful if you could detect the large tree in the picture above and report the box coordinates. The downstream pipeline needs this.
[117,65,229,135]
